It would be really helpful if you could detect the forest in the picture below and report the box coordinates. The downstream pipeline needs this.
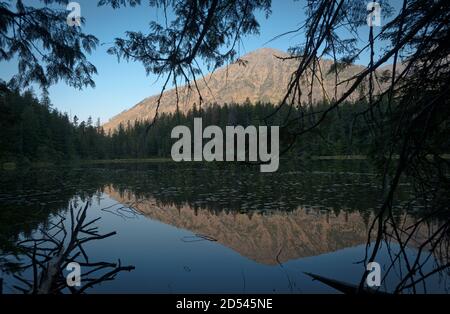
[0,88,375,164]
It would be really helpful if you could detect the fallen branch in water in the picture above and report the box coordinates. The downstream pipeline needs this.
[7,201,135,294]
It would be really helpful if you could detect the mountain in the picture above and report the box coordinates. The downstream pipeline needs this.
[103,48,375,132]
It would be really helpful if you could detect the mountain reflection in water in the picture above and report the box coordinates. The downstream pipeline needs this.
[107,186,371,265]
[0,162,448,293]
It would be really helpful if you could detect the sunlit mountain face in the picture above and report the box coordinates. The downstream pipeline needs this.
[103,48,389,132]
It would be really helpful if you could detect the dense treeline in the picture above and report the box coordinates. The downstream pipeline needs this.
[0,89,374,164]
[0,89,106,163]
[109,100,374,158]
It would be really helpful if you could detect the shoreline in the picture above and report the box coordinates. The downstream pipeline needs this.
[3,154,450,170]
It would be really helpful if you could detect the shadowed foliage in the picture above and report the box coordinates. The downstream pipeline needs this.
[0,0,98,90]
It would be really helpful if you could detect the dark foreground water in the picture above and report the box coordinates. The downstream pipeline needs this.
[0,161,448,293]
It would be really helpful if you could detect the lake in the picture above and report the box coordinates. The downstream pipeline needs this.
[0,161,448,293]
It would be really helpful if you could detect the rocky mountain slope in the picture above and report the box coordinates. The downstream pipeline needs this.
[103,48,378,131]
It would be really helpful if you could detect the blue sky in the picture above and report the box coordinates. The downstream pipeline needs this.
[0,0,396,123]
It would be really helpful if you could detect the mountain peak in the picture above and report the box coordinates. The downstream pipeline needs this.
[103,48,368,131]
[240,47,288,58]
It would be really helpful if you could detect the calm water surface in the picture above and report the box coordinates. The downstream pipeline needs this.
[0,161,448,293]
